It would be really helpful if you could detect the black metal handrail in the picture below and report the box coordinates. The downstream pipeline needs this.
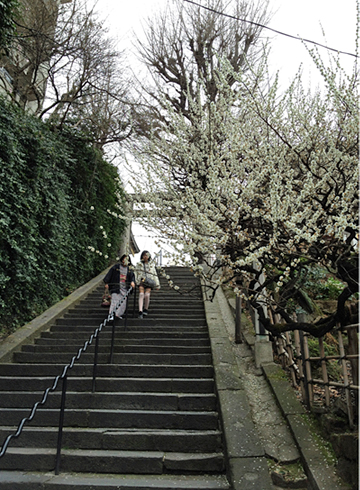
[0,285,134,474]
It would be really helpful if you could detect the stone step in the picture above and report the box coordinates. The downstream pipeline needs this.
[0,426,222,452]
[0,470,231,489]
[53,318,207,326]
[40,330,210,340]
[85,291,202,299]
[65,309,205,317]
[34,337,210,347]
[0,447,225,474]
[0,391,217,411]
[21,344,211,354]
[0,376,215,393]
[50,324,209,337]
[0,363,214,378]
[0,267,228,486]
[61,315,206,323]
[0,408,220,430]
[13,352,213,365]
[69,297,203,305]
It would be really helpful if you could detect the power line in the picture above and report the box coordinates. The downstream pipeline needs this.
[183,0,358,58]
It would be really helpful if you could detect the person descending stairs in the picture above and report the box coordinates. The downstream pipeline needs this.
[0,266,231,490]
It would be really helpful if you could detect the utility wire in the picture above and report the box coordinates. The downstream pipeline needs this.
[183,0,358,58]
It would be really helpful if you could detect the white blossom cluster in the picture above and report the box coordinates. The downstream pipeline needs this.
[128,46,359,313]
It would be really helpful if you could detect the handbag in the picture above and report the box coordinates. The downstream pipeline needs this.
[141,263,156,289]
[101,286,111,307]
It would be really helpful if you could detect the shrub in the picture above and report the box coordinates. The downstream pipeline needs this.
[0,98,125,336]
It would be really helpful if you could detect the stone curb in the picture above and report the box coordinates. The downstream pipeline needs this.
[202,283,274,490]
[223,288,349,490]
[0,268,110,364]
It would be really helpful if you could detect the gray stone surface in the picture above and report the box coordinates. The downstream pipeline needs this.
[229,457,275,490]
[262,363,306,415]
[0,471,231,489]
[217,390,264,458]
[209,285,350,490]
[203,286,276,489]
[287,415,350,490]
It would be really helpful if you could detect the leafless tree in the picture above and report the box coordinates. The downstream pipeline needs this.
[0,0,131,149]
[131,0,270,140]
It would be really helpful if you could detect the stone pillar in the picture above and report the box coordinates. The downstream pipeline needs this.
[253,262,273,368]
[118,201,133,258]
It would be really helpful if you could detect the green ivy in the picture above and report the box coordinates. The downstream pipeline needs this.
[0,0,20,51]
[0,98,125,337]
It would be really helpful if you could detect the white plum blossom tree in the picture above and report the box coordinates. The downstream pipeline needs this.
[129,38,359,337]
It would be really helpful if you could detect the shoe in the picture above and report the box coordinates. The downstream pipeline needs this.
[143,309,148,316]
[138,311,143,318]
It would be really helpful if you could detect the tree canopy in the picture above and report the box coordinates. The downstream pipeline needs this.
[129,3,359,337]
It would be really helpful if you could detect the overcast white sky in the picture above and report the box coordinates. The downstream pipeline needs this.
[91,0,358,262]
[95,0,357,85]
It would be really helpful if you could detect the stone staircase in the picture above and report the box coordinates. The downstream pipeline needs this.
[0,267,231,489]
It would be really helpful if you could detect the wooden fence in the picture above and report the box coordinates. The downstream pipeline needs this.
[274,323,359,428]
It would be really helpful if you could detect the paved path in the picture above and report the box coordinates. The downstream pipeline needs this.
[206,284,349,490]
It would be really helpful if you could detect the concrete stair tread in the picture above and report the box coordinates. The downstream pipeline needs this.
[13,353,213,365]
[2,447,226,474]
[52,324,208,329]
[0,365,214,377]
[0,408,220,430]
[0,426,223,451]
[5,447,223,457]
[0,268,228,484]
[1,426,222,435]
[41,331,210,338]
[0,376,215,393]
[0,470,231,489]
[35,338,210,346]
[22,345,211,353]
[0,407,219,416]
[0,391,217,410]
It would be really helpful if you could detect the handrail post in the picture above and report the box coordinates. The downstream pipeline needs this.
[235,294,242,344]
[92,333,100,393]
[299,330,311,411]
[124,295,129,331]
[133,286,137,318]
[109,315,116,364]
[55,373,68,475]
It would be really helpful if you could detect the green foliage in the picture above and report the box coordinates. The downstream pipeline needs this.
[303,266,345,300]
[0,0,20,51]
[0,97,125,337]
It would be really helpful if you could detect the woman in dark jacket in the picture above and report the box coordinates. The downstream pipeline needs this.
[104,254,135,319]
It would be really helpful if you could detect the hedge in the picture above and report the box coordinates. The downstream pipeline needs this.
[0,98,126,337]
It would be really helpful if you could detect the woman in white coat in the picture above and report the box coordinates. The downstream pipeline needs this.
[134,250,160,318]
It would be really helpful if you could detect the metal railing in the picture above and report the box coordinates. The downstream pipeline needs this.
[0,285,134,474]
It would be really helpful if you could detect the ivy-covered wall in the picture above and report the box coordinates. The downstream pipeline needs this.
[0,98,126,336]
